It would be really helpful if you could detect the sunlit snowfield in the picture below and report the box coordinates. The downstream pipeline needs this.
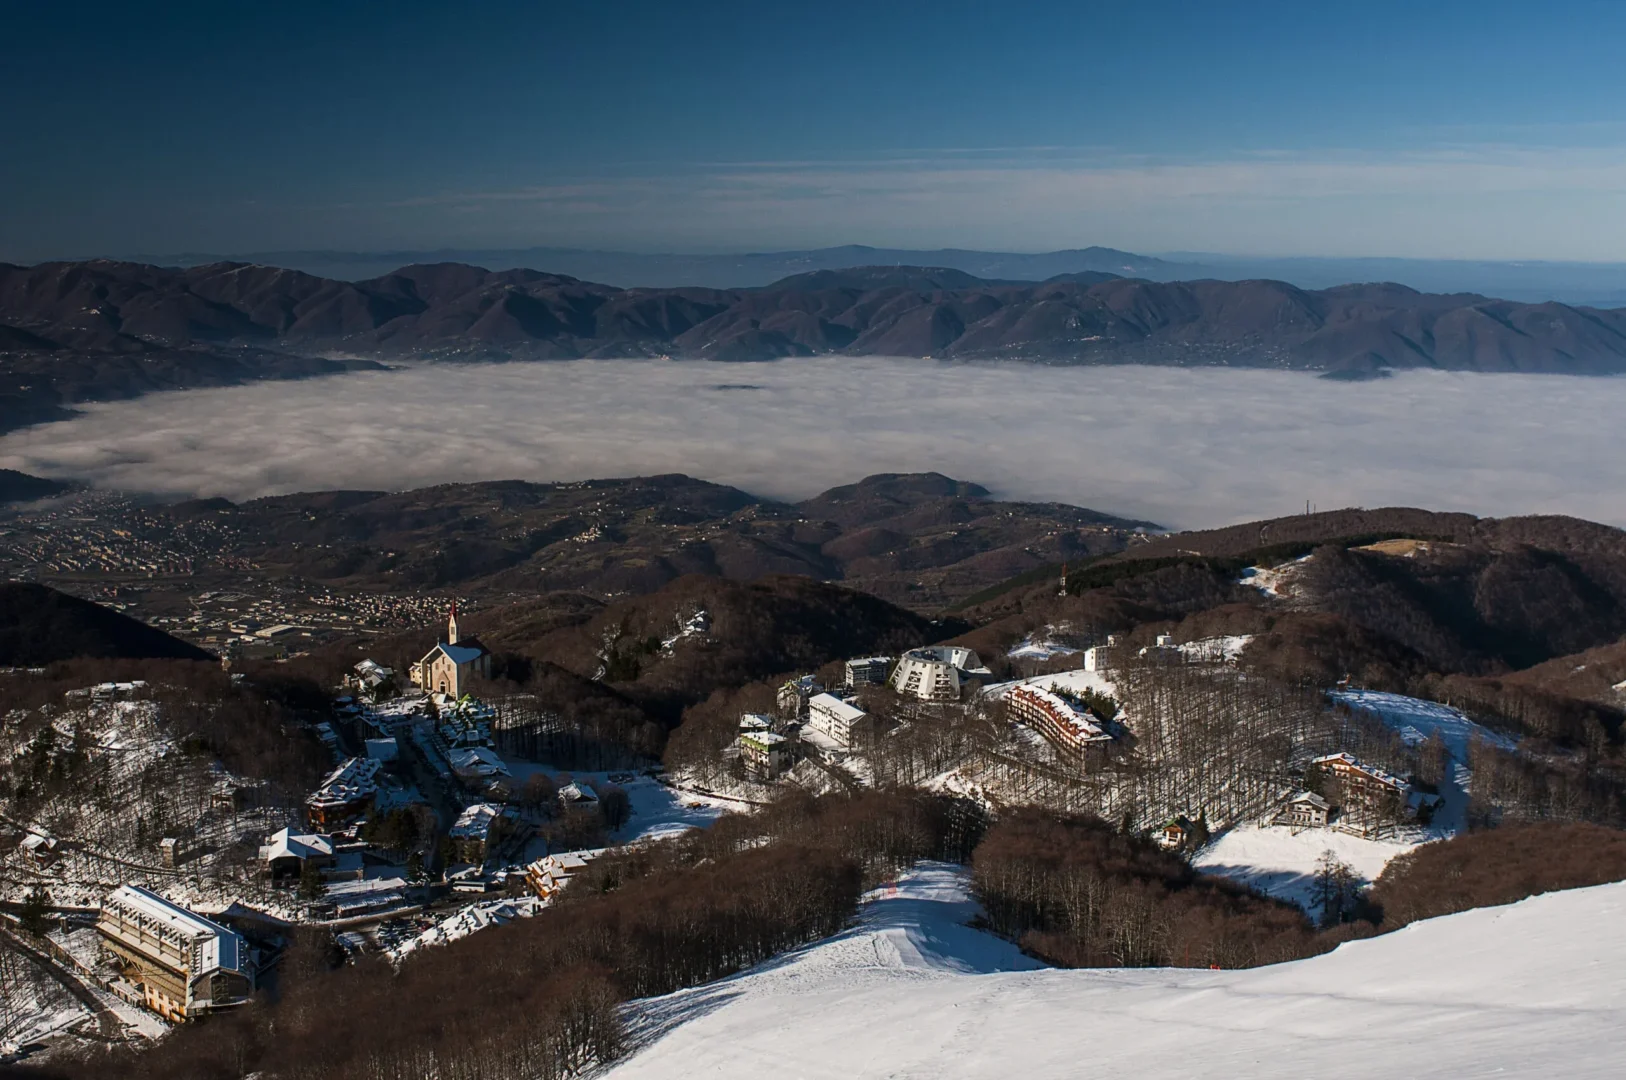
[1,359,1620,530]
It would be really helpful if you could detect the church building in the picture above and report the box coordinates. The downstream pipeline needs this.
[411,603,491,697]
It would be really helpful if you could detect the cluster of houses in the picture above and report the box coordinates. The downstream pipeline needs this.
[1272,751,1436,833]
[522,848,603,900]
[1158,750,1432,851]
[729,648,998,781]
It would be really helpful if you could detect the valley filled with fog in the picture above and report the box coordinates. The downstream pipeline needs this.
[1,358,1620,529]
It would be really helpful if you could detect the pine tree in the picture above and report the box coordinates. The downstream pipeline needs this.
[18,886,51,936]
[298,857,326,901]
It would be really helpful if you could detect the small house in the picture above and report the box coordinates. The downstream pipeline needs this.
[558,782,600,815]
[258,827,336,883]
[1274,791,1332,829]
[449,802,517,865]
[1157,817,1193,850]
[20,832,59,868]
[777,675,823,720]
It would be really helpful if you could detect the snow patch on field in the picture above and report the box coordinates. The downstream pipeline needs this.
[1331,689,1518,756]
[1176,634,1253,663]
[1239,555,1312,599]
[606,872,1626,1080]
[502,767,731,846]
[1006,634,1080,661]
[985,667,1118,703]
[1193,821,1422,913]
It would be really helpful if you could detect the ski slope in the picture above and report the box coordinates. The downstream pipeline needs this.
[1331,688,1519,756]
[605,864,1626,1080]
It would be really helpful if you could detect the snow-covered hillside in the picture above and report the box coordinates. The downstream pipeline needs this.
[605,865,1626,1079]
[1196,689,1519,913]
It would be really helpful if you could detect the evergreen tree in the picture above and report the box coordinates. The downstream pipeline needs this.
[18,886,50,936]
[298,857,327,902]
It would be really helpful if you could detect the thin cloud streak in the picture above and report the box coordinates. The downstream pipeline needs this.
[0,361,1621,532]
[348,144,1626,260]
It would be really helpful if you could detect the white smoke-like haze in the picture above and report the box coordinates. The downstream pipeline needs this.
[0,359,1621,531]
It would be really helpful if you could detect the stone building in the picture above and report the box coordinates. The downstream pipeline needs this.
[411,603,491,698]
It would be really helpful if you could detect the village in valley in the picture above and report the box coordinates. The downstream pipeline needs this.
[1,543,1503,1063]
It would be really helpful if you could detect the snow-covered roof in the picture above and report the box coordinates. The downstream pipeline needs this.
[259,827,335,863]
[389,895,543,960]
[451,802,513,840]
[524,848,607,895]
[559,781,599,804]
[101,885,245,975]
[1288,791,1331,810]
[429,642,487,666]
[739,713,774,731]
[448,745,510,778]
[1006,684,1113,743]
[1312,752,1409,791]
[809,692,866,722]
[309,756,382,807]
[899,645,987,672]
[740,731,788,750]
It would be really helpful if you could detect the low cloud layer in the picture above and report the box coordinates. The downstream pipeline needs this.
[1,360,1622,531]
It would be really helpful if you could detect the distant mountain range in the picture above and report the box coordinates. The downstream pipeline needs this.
[119,244,1626,305]
[122,244,1179,291]
[4,255,1626,435]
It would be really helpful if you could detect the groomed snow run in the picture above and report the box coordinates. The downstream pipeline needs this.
[605,865,1626,1080]
[1331,688,1519,756]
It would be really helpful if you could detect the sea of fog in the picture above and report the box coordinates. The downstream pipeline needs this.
[0,359,1620,531]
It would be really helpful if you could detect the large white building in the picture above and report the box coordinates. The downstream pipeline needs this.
[97,886,254,1021]
[807,692,870,749]
[889,646,989,701]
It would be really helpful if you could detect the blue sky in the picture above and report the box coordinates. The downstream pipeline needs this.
[3,0,1625,260]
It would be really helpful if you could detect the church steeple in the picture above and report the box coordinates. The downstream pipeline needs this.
[447,600,460,645]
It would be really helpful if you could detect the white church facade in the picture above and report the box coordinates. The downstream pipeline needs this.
[410,604,491,698]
